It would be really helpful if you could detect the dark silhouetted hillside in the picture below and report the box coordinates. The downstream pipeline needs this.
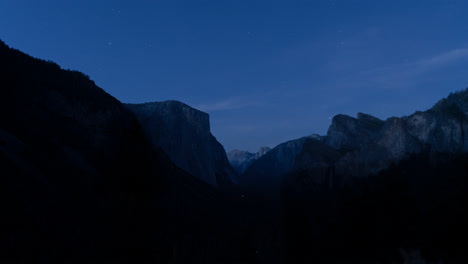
[0,39,253,264]
[2,37,467,264]
[282,149,466,263]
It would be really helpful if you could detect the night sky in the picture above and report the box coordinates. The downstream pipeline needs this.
[1,0,468,152]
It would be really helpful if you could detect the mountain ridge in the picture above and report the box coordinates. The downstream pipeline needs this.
[240,88,468,187]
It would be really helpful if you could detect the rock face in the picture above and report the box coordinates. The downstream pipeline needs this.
[325,113,384,150]
[282,98,468,263]
[238,90,468,263]
[295,89,468,184]
[227,146,271,175]
[243,89,468,191]
[126,101,237,186]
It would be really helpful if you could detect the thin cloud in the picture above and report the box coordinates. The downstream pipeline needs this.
[224,124,263,133]
[358,48,468,90]
[196,97,263,112]
[412,48,468,70]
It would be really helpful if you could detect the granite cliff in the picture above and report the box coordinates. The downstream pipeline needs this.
[126,101,237,186]
[281,94,468,263]
[325,90,468,180]
[242,89,468,189]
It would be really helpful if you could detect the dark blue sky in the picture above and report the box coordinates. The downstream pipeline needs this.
[2,0,468,152]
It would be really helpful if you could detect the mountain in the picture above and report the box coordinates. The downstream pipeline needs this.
[324,89,468,180]
[283,148,466,263]
[0,39,249,263]
[125,101,237,186]
[244,89,468,189]
[238,91,467,263]
[240,134,322,191]
[324,112,384,151]
[283,116,468,263]
[2,37,465,263]
[275,91,468,263]
[227,146,271,175]
[0,38,183,262]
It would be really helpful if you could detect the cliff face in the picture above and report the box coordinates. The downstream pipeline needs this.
[282,98,468,263]
[325,113,384,151]
[126,101,237,186]
[240,90,468,262]
[295,89,468,183]
[242,89,468,191]
[227,146,271,175]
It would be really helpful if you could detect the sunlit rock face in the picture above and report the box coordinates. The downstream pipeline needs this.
[126,101,237,186]
[227,146,271,176]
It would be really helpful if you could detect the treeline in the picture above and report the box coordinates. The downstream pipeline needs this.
[281,150,466,263]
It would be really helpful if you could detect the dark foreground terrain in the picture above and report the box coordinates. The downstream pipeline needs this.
[1,39,466,263]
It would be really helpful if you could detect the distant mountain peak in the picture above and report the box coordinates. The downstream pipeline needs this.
[256,146,271,158]
[227,146,271,176]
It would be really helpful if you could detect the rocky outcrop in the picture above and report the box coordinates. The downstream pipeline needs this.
[296,89,468,183]
[227,146,271,175]
[242,89,468,191]
[325,113,384,150]
[126,101,237,186]
[280,95,468,262]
